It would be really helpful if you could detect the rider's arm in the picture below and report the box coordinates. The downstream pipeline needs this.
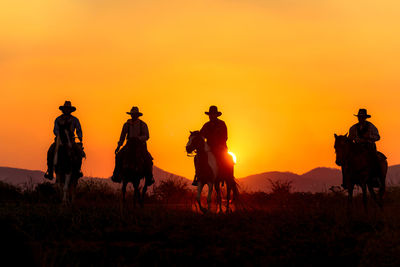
[348,125,357,141]
[75,118,83,142]
[200,122,209,138]
[53,117,60,136]
[369,124,380,142]
[221,121,228,142]
[138,122,149,142]
[117,123,128,147]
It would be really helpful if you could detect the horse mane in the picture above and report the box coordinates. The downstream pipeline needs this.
[336,135,364,154]
[190,130,201,136]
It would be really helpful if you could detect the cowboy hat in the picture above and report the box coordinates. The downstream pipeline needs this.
[59,101,76,112]
[127,106,143,116]
[205,105,222,117]
[354,108,371,118]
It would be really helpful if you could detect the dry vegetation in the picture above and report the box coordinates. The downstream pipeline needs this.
[1,179,400,266]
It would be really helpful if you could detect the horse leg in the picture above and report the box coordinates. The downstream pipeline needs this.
[141,184,148,208]
[207,182,213,212]
[197,182,206,213]
[347,184,354,212]
[378,161,387,209]
[226,183,232,213]
[378,183,385,209]
[368,184,381,209]
[122,180,127,203]
[133,184,138,208]
[68,179,73,203]
[70,180,77,203]
[133,179,142,208]
[361,184,368,213]
[63,173,71,205]
[56,173,62,199]
[215,183,222,213]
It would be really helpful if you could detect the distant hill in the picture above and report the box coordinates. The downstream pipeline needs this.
[0,166,191,189]
[2,165,400,193]
[239,165,400,193]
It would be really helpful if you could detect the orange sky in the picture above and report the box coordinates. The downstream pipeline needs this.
[1,0,400,179]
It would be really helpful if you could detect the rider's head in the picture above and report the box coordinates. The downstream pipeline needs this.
[205,106,222,121]
[127,106,143,120]
[358,116,367,123]
[59,101,76,115]
[355,108,371,124]
[130,113,140,120]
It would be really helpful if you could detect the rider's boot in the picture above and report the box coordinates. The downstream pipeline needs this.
[145,175,155,186]
[144,153,155,186]
[111,153,122,183]
[44,168,54,180]
[192,175,198,186]
[111,168,121,183]
[341,175,348,190]
[45,143,56,180]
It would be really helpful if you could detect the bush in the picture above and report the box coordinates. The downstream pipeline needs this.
[152,176,194,205]
[19,181,59,203]
[0,181,21,201]
[269,179,293,195]
[75,179,117,201]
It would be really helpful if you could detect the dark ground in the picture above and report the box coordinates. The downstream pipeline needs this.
[1,180,400,267]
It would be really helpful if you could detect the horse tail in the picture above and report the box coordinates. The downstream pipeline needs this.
[229,177,240,201]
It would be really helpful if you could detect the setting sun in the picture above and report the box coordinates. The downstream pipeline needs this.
[228,151,237,165]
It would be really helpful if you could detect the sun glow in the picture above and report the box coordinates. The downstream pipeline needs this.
[228,151,237,164]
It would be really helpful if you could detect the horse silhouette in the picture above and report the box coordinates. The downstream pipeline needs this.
[54,129,82,205]
[334,133,387,210]
[119,138,148,207]
[186,131,238,213]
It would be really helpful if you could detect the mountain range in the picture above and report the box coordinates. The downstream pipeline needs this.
[1,165,400,193]
[0,166,190,190]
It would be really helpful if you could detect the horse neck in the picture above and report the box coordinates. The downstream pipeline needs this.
[343,141,367,168]
[191,136,206,154]
[204,142,211,153]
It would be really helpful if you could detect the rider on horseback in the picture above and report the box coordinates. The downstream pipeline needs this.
[192,105,231,186]
[344,108,381,188]
[44,101,84,180]
[112,106,155,186]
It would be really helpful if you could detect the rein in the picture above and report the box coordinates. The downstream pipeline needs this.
[187,152,196,157]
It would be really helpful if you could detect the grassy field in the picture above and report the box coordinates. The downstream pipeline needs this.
[1,180,400,267]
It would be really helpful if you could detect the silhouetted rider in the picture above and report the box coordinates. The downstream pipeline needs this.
[348,109,380,150]
[112,106,155,186]
[44,101,84,180]
[343,108,381,188]
[192,105,229,186]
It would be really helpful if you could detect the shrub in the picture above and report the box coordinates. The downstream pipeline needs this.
[269,179,293,195]
[0,181,21,201]
[75,179,117,201]
[152,176,194,205]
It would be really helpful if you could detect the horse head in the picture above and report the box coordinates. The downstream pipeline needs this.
[186,131,204,154]
[334,133,350,166]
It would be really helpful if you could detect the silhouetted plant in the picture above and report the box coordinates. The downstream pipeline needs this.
[269,179,293,195]
[34,182,58,202]
[152,176,194,205]
[0,181,21,201]
[75,179,117,201]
